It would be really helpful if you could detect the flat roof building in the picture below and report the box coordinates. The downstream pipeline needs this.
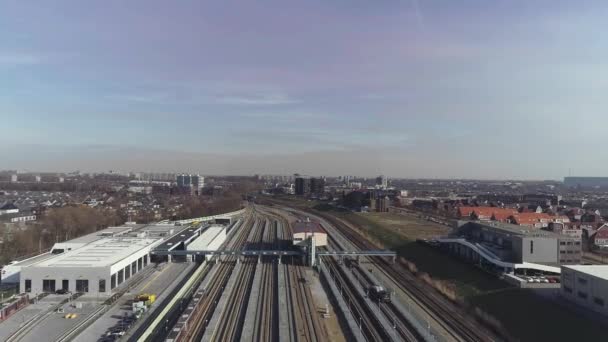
[293,220,327,247]
[187,225,227,261]
[561,265,608,316]
[455,221,582,265]
[3,223,179,295]
[20,236,161,295]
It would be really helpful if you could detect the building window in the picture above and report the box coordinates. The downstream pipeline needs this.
[560,241,566,245]
[560,250,566,254]
[118,270,124,284]
[76,279,89,292]
[138,258,143,270]
[530,241,534,254]
[575,241,581,245]
[43,279,56,293]
[564,286,572,293]
[594,297,605,306]
[99,279,106,293]
[62,279,69,291]
[125,266,131,280]
[25,279,32,293]
[578,278,587,285]
[111,274,117,289]
[131,261,137,274]
[578,291,588,299]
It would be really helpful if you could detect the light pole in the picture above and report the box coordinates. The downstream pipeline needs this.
[359,316,362,339]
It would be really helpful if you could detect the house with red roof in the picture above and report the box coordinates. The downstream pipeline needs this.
[509,213,569,228]
[592,224,608,247]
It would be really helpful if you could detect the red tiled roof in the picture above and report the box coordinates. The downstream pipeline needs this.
[594,226,608,239]
[510,213,554,225]
[457,206,476,218]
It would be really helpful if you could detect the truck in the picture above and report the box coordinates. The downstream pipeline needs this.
[368,285,391,303]
[134,293,156,306]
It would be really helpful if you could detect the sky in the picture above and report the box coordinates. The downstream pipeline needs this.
[2,1,608,179]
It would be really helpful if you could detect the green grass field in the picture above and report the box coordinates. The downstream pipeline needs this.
[334,212,509,297]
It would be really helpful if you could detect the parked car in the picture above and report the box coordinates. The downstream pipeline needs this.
[55,289,69,295]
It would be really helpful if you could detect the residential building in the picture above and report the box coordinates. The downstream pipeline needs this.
[544,222,582,240]
[176,174,204,195]
[592,225,608,247]
[0,202,19,215]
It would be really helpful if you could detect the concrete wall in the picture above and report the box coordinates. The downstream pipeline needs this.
[293,232,327,247]
[561,267,608,316]
[20,266,110,295]
[558,238,582,264]
[513,237,558,264]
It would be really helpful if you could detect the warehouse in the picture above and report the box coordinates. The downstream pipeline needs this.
[561,265,608,316]
[1,225,136,284]
[10,222,180,295]
[293,220,327,247]
[20,236,162,295]
[187,225,227,261]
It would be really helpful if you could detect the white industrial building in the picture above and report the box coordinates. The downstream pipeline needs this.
[20,237,161,295]
[1,223,180,296]
[561,265,608,316]
[187,225,227,261]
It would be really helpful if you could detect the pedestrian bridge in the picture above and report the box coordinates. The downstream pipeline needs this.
[438,238,561,274]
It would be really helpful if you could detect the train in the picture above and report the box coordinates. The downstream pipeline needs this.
[368,285,391,303]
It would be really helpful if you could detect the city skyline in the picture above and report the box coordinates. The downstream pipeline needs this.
[3,1,608,179]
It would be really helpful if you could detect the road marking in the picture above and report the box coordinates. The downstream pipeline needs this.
[140,265,170,292]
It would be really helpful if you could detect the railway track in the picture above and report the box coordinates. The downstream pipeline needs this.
[166,205,326,342]
[318,210,498,342]
[259,206,325,342]
[177,210,258,342]
[349,263,424,341]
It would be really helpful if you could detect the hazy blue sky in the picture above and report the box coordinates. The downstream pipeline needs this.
[2,1,607,179]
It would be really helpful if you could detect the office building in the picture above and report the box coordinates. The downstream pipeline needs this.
[176,174,204,195]
[438,221,581,275]
[376,175,388,189]
[295,177,311,196]
[310,177,325,195]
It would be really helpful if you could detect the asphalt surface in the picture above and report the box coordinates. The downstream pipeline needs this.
[73,262,192,342]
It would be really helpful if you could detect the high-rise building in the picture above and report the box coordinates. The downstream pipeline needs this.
[191,175,205,195]
[176,174,204,195]
[310,177,325,195]
[295,177,311,196]
[376,196,390,212]
[376,175,388,189]
[176,174,191,188]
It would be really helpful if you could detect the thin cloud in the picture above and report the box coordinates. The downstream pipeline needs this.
[0,52,41,66]
[214,93,297,106]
